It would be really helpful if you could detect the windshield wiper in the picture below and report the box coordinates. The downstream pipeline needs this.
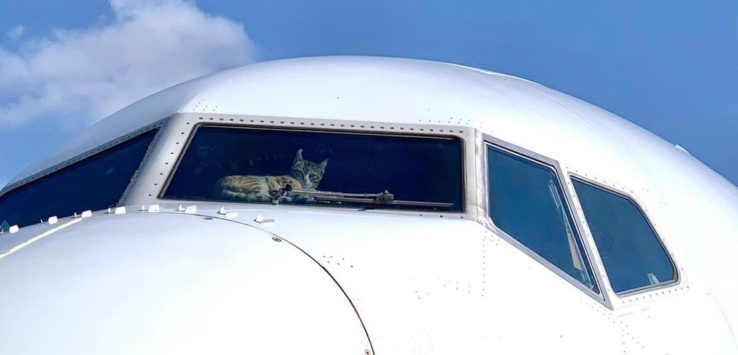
[282,188,454,209]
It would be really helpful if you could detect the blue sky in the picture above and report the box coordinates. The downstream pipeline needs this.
[1,0,737,187]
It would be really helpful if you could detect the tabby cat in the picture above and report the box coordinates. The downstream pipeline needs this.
[214,149,328,203]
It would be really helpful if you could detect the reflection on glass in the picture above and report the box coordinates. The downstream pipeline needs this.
[573,179,676,293]
[487,145,597,292]
[164,127,464,211]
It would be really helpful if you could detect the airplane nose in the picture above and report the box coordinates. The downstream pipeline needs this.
[0,212,372,355]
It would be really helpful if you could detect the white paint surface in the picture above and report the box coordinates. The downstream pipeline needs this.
[2,57,738,354]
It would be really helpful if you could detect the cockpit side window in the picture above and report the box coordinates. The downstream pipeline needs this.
[0,130,157,230]
[486,145,598,293]
[162,126,464,212]
[572,178,676,294]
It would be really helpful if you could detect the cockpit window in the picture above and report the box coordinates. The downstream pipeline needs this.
[0,130,157,230]
[163,126,464,211]
[572,178,676,294]
[487,145,598,292]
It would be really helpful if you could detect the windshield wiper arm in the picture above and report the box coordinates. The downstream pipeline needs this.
[285,188,454,209]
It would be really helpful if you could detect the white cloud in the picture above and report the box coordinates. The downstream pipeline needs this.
[5,25,26,42]
[0,0,255,129]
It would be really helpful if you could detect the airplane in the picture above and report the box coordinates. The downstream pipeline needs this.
[0,56,737,354]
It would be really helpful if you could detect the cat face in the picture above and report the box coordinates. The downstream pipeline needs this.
[290,149,328,189]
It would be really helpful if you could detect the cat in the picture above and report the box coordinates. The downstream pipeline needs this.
[214,149,328,203]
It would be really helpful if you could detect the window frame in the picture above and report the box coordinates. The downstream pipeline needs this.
[481,135,608,305]
[158,121,473,215]
[0,125,162,227]
[0,123,163,199]
[568,174,681,297]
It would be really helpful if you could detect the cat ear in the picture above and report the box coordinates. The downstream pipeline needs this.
[319,159,328,169]
[292,149,304,169]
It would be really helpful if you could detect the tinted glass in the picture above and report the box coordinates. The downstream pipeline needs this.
[573,179,676,293]
[0,131,157,230]
[487,146,597,292]
[164,126,464,211]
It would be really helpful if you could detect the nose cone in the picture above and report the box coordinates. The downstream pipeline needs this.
[0,213,371,355]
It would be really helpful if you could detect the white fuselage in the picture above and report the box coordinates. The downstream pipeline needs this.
[1,57,737,354]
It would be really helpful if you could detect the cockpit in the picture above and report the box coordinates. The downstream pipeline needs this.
[0,113,679,305]
[3,55,738,355]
